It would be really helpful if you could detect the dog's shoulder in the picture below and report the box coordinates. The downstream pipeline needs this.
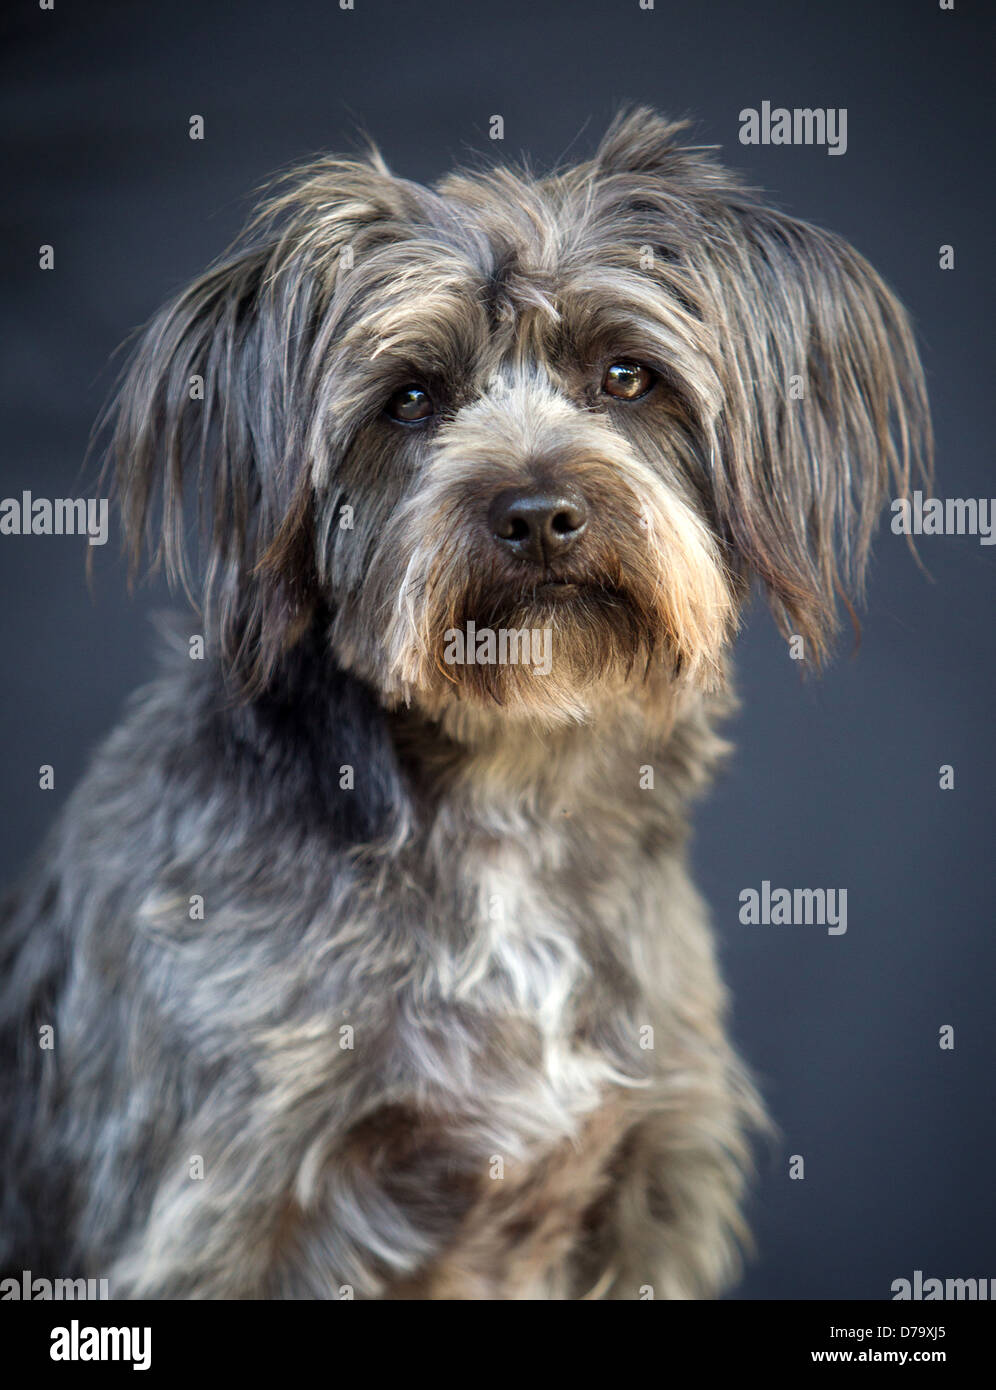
[97,626,414,849]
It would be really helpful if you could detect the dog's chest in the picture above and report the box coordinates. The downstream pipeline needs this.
[433,841,592,1023]
[274,718,709,1294]
[366,786,663,1136]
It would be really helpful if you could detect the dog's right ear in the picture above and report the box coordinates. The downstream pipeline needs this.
[104,153,403,691]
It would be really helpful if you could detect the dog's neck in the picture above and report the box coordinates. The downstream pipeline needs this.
[206,626,733,847]
[384,674,734,842]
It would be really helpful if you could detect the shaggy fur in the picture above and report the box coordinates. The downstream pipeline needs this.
[0,110,930,1299]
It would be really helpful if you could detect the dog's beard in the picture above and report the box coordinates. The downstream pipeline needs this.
[380,466,735,727]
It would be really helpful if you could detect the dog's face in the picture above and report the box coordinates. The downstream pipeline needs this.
[112,110,929,725]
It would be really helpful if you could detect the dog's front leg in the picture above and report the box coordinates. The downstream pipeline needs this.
[105,1117,471,1300]
[572,1051,764,1300]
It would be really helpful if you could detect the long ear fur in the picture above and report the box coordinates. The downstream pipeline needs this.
[592,108,933,662]
[104,153,401,693]
[705,203,932,660]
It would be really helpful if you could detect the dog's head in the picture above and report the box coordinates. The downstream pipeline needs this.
[110,109,930,726]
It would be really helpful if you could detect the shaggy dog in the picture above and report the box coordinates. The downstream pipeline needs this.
[0,109,929,1299]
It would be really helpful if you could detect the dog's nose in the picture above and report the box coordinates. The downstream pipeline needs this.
[488,488,588,565]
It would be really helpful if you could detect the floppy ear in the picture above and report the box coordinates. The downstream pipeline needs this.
[591,107,932,662]
[704,202,932,661]
[106,154,401,692]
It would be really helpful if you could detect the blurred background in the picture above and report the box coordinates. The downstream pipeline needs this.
[1,0,993,1298]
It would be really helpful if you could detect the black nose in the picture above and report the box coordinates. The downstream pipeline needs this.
[488,488,588,565]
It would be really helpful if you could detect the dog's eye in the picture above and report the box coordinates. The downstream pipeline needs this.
[602,362,654,401]
[387,385,434,423]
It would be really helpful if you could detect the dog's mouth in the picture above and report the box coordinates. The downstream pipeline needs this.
[533,578,582,599]
[506,566,603,600]
[449,577,637,635]
[519,576,631,610]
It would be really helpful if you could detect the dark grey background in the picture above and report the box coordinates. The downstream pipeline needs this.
[2,0,993,1299]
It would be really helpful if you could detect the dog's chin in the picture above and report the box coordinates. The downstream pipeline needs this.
[387,580,691,731]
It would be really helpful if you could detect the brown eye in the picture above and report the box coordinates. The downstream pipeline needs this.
[602,362,654,401]
[387,385,434,423]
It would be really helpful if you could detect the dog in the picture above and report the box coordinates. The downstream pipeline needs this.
[0,109,930,1299]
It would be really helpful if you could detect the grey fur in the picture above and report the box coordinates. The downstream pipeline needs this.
[0,110,929,1298]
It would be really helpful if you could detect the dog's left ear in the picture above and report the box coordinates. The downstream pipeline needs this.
[594,109,933,662]
[702,201,932,662]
